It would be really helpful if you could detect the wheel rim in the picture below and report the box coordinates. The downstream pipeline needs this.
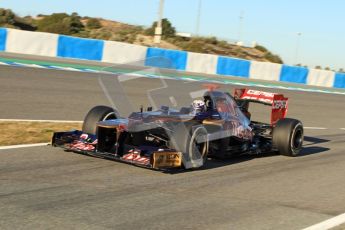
[190,128,208,161]
[103,112,117,121]
[194,138,207,159]
[292,128,303,150]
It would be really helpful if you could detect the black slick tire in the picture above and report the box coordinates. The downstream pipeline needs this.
[169,122,209,168]
[82,106,118,135]
[273,118,304,157]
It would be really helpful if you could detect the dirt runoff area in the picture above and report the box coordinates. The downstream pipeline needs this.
[0,121,82,146]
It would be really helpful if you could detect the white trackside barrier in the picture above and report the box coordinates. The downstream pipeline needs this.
[307,69,335,88]
[0,27,344,89]
[5,29,58,57]
[102,41,147,65]
[186,52,218,75]
[249,61,282,82]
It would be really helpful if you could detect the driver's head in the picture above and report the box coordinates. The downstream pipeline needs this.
[216,99,228,113]
[191,99,206,114]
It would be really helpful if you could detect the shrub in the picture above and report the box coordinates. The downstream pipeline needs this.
[264,52,283,64]
[255,44,268,53]
[87,18,102,29]
[180,38,205,53]
[204,36,218,45]
[37,13,84,35]
[217,40,229,48]
[76,30,90,38]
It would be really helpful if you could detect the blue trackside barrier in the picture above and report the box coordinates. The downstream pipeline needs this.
[57,35,104,61]
[334,73,345,88]
[279,65,309,84]
[0,28,7,51]
[145,47,187,70]
[0,28,344,90]
[216,56,250,78]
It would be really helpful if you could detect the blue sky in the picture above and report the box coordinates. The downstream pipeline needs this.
[1,0,344,70]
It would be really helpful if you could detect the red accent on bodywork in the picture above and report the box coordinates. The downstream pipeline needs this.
[234,88,288,125]
[117,123,127,132]
[203,83,220,92]
[122,151,151,165]
[271,94,288,125]
[68,141,96,151]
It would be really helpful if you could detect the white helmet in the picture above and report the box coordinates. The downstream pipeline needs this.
[191,99,205,114]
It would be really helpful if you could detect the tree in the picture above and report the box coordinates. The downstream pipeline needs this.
[324,67,331,71]
[87,18,102,29]
[37,13,69,34]
[67,13,84,34]
[37,13,84,35]
[0,8,36,30]
[71,12,79,18]
[146,18,176,38]
[0,8,15,25]
[315,66,322,69]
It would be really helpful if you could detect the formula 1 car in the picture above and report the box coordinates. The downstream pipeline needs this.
[52,87,304,170]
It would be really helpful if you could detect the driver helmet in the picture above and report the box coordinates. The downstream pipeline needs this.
[191,99,205,114]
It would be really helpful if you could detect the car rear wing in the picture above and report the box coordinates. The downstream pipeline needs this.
[233,88,288,125]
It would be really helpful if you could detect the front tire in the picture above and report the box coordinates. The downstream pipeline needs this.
[273,118,304,157]
[82,105,119,135]
[169,122,209,169]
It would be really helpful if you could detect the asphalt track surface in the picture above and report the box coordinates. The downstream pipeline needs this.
[1,55,345,229]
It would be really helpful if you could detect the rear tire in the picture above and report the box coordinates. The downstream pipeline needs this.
[169,122,209,169]
[82,106,119,135]
[273,118,303,157]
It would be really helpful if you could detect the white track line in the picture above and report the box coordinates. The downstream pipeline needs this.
[0,119,82,123]
[49,66,82,72]
[83,68,100,72]
[303,213,345,230]
[0,143,49,150]
[304,127,327,130]
[13,62,45,68]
